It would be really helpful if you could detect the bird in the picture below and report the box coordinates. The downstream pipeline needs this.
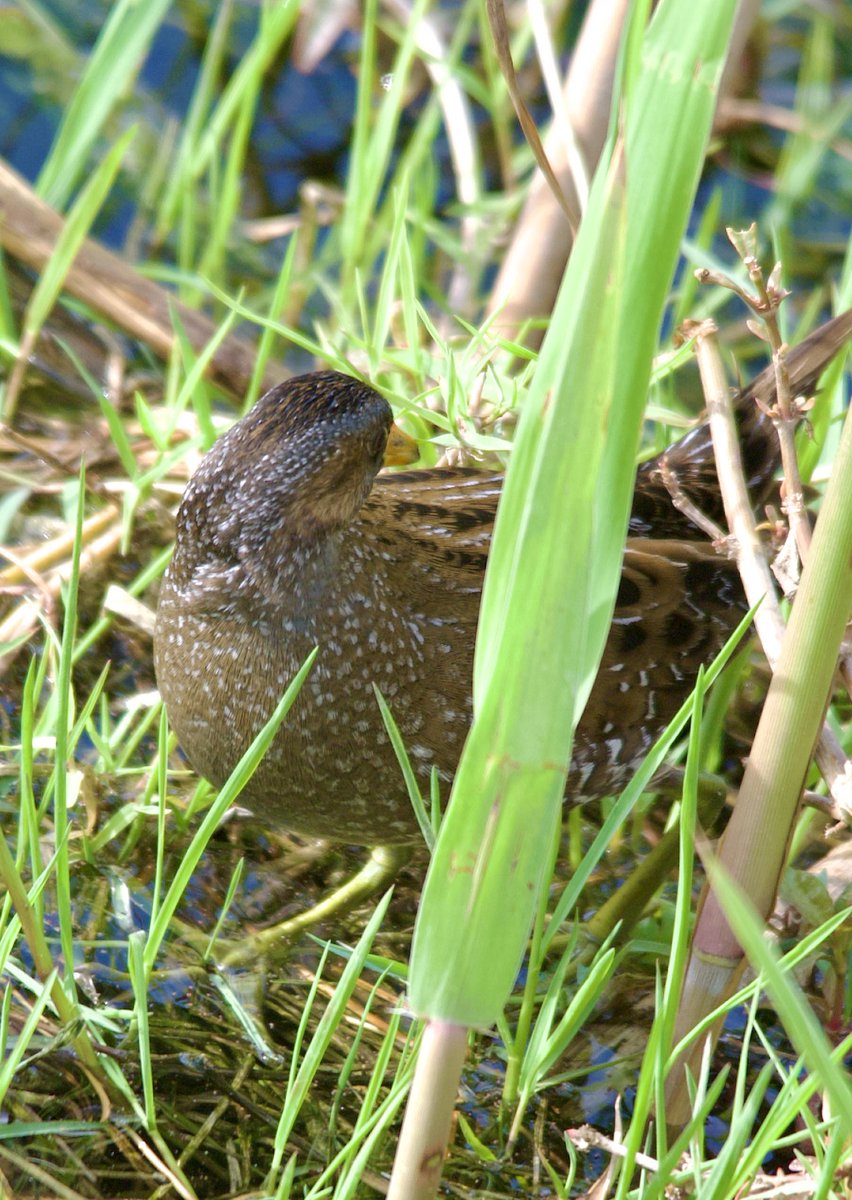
[154,312,851,847]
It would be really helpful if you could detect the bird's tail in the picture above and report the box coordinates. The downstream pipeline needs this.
[630,308,852,537]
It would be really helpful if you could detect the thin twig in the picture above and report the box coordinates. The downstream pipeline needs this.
[657,458,728,543]
[728,226,813,564]
[715,96,852,163]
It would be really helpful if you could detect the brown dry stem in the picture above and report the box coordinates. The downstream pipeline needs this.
[484,0,630,351]
[485,0,762,352]
[0,505,122,673]
[0,159,277,402]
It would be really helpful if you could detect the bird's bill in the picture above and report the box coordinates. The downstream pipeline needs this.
[383,423,420,467]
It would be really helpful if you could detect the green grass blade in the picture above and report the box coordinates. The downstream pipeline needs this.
[705,860,852,1134]
[409,159,629,1024]
[21,127,136,341]
[37,0,171,207]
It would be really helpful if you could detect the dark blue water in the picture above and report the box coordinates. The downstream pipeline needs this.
[0,1,361,248]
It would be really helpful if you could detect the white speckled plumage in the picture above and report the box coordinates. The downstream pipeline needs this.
[154,314,852,844]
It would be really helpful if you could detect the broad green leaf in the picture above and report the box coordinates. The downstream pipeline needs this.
[409,0,739,1026]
